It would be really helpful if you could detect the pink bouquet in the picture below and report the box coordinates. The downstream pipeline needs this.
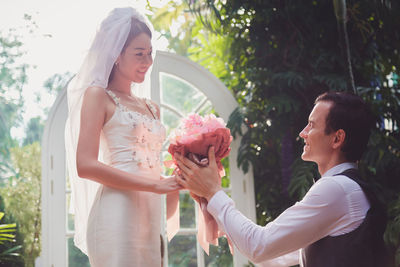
[166,113,233,255]
[167,113,232,176]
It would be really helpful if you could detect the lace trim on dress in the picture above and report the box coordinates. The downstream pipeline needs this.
[105,89,160,125]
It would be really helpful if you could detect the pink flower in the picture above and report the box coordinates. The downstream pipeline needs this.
[167,113,232,176]
[169,113,228,145]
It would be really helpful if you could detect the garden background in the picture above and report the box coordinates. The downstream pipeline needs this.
[0,0,399,266]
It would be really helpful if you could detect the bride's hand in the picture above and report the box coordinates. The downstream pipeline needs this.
[153,175,182,194]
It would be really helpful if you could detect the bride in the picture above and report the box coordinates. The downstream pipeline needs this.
[65,7,181,266]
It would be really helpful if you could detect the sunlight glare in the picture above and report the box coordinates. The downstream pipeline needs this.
[1,0,173,141]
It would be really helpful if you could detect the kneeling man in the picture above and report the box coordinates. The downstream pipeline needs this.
[176,92,387,267]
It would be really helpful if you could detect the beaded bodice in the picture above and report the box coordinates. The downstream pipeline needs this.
[101,90,166,172]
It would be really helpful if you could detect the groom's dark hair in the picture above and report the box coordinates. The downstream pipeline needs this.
[315,92,374,162]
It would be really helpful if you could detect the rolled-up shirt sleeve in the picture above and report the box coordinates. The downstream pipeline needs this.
[207,178,351,266]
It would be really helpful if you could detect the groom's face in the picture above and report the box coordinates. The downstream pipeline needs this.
[299,101,336,166]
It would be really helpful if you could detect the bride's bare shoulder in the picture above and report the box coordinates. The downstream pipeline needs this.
[84,86,107,99]
[81,87,110,113]
[84,86,107,103]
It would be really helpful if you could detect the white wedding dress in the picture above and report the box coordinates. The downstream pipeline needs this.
[86,90,166,267]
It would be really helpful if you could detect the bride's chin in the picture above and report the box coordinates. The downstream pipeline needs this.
[132,77,145,83]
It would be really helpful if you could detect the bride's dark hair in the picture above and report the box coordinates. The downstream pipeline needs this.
[122,18,152,51]
[109,18,152,82]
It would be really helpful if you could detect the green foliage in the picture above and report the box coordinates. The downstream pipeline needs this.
[0,199,24,267]
[168,235,198,266]
[0,31,27,108]
[67,238,90,267]
[0,212,17,244]
[288,159,317,200]
[42,72,73,96]
[0,29,28,183]
[22,117,44,146]
[151,1,196,56]
[0,14,38,184]
[0,143,41,267]
[66,213,90,266]
[204,237,233,267]
[0,211,22,265]
[385,195,400,265]
[179,192,196,228]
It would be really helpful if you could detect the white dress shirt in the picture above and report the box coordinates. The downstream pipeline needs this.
[207,162,370,267]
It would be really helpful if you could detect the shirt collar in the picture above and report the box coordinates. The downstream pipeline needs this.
[322,162,358,178]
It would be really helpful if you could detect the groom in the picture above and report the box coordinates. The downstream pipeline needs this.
[175,92,387,267]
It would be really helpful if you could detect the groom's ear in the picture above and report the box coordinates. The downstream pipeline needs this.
[332,129,345,149]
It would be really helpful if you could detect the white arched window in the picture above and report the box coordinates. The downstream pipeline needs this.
[41,51,256,267]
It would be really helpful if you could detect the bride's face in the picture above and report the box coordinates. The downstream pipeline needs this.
[116,32,153,83]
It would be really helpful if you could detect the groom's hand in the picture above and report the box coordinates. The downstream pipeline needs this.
[175,147,222,201]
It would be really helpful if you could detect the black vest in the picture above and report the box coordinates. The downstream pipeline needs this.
[301,169,387,267]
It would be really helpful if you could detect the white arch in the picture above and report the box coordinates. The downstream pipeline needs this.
[41,88,68,267]
[151,51,237,120]
[41,51,256,267]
